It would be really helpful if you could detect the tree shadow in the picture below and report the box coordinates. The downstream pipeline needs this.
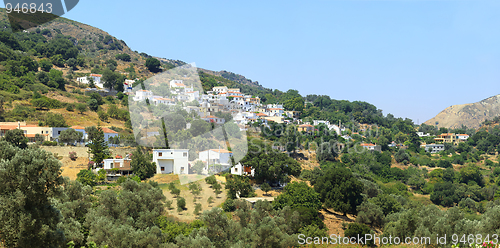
[323,208,354,222]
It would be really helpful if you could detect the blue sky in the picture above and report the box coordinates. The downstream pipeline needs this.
[19,1,500,123]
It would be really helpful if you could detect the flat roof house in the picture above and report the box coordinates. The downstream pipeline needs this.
[425,143,445,153]
[152,149,190,175]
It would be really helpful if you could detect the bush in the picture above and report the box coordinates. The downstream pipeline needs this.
[205,175,217,186]
[42,141,57,146]
[177,197,186,211]
[344,223,373,246]
[165,200,173,210]
[116,176,126,184]
[222,198,236,212]
[194,203,202,216]
[69,151,77,160]
[171,188,180,197]
[65,104,74,112]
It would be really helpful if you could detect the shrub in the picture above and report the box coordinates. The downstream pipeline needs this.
[222,198,236,212]
[177,197,186,212]
[69,151,77,160]
[344,223,373,246]
[66,104,74,112]
[260,182,272,196]
[194,203,202,215]
[171,188,181,197]
[205,175,217,186]
[116,176,126,184]
[42,141,57,146]
[165,200,173,210]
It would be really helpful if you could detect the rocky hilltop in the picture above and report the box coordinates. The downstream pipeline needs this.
[425,95,500,129]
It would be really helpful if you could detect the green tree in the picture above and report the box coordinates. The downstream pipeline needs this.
[84,179,165,247]
[344,223,373,246]
[87,125,109,165]
[192,160,205,175]
[194,203,202,215]
[66,58,77,69]
[356,200,384,228]
[145,57,161,73]
[273,182,321,211]
[314,167,364,215]
[131,146,155,180]
[177,197,186,212]
[102,68,118,90]
[189,182,202,201]
[213,182,222,198]
[58,128,83,145]
[171,187,181,198]
[225,175,255,199]
[205,175,217,185]
[261,182,272,196]
[76,103,87,114]
[34,133,45,143]
[87,99,99,112]
[76,169,97,187]
[39,59,52,72]
[115,53,131,62]
[2,128,28,149]
[459,165,484,186]
[98,110,109,122]
[44,112,68,127]
[0,141,65,247]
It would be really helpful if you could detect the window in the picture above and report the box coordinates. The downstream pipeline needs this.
[159,152,162,156]
[161,167,164,171]
[235,168,238,172]
[110,163,114,168]
[41,131,43,134]
[183,152,187,157]
[180,167,184,173]
[58,131,61,134]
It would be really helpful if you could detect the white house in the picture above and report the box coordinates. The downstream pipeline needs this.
[77,74,104,88]
[170,80,186,89]
[417,132,431,137]
[213,86,228,94]
[360,143,382,152]
[231,162,255,177]
[152,97,175,106]
[425,144,445,153]
[152,149,190,174]
[457,134,469,141]
[201,115,225,124]
[133,90,153,101]
[199,149,233,170]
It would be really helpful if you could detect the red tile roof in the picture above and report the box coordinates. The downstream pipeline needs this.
[102,127,118,134]
[209,149,232,153]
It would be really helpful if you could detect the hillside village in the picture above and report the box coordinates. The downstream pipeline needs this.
[3,10,500,248]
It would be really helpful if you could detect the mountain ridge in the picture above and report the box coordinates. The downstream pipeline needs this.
[424,94,500,129]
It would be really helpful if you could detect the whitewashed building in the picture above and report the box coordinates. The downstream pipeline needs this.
[152,149,190,174]
[133,90,153,101]
[199,149,233,170]
[77,74,104,88]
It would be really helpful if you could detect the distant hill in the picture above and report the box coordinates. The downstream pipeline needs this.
[425,95,500,129]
